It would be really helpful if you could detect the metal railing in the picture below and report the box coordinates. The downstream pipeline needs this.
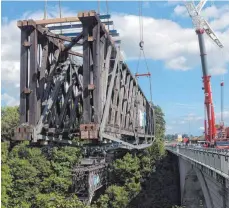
[166,146,229,178]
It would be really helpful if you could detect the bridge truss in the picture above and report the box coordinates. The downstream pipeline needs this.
[15,10,155,150]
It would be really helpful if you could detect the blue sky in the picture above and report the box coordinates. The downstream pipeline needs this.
[1,1,229,136]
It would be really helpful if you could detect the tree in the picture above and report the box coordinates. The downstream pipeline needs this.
[2,141,82,208]
[35,193,88,208]
[112,153,141,185]
[42,146,82,193]
[1,106,19,141]
[1,142,12,208]
[124,178,141,199]
[93,194,110,208]
[153,105,166,140]
[95,185,129,208]
[148,139,166,161]
[138,155,152,177]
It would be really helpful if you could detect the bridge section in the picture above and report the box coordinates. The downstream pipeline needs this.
[167,146,229,208]
[14,11,155,150]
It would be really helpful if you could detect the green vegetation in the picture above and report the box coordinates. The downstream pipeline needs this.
[154,105,166,139]
[1,105,181,208]
[1,140,84,208]
[92,104,168,208]
[1,106,19,141]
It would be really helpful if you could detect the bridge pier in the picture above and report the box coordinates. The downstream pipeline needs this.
[167,147,229,208]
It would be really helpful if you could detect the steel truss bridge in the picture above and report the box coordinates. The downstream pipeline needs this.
[13,10,156,203]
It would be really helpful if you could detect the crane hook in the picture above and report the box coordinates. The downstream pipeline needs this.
[139,40,144,50]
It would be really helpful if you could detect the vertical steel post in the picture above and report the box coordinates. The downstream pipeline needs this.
[20,28,29,124]
[93,24,101,123]
[82,26,92,123]
[29,27,38,125]
[221,81,224,124]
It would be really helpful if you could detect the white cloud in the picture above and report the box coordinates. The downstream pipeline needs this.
[1,61,20,83]
[1,93,19,106]
[209,67,227,75]
[112,11,229,74]
[210,12,229,31]
[165,56,190,70]
[202,5,220,19]
[203,5,229,22]
[174,5,188,17]
[199,126,204,130]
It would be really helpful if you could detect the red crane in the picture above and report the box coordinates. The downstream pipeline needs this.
[185,0,224,146]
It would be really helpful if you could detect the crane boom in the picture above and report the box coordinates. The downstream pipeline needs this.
[202,19,223,48]
[185,2,223,48]
[184,0,223,145]
[196,0,207,14]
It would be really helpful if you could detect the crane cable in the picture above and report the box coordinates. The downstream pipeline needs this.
[44,0,47,19]
[59,0,63,34]
[98,0,100,15]
[139,0,143,44]
[136,0,154,141]
[136,0,153,103]
[106,0,110,32]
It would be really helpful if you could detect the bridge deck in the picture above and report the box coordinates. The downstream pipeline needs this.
[166,146,229,179]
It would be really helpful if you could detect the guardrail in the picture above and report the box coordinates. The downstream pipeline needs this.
[166,146,229,177]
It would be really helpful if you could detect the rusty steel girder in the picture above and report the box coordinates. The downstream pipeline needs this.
[14,10,155,150]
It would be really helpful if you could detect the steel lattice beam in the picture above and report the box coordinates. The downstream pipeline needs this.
[14,10,155,150]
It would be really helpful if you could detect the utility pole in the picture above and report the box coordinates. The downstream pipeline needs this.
[188,120,191,138]
[221,81,224,126]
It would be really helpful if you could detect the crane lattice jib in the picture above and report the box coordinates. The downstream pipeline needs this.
[185,1,223,48]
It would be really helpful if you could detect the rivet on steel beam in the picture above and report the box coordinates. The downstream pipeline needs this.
[88,36,94,42]
[89,11,96,16]
[17,20,23,28]
[22,20,28,26]
[23,88,32,94]
[23,41,31,47]
[84,12,89,17]
[77,12,83,18]
[88,84,95,90]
